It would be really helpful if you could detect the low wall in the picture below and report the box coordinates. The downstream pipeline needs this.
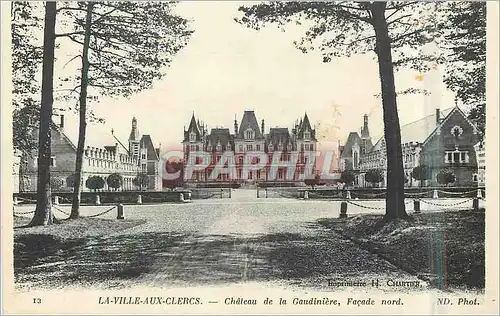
[14,190,192,205]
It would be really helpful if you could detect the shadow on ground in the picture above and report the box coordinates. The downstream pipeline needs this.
[14,227,402,290]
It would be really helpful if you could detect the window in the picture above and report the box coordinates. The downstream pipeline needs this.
[256,144,261,151]
[268,144,274,151]
[301,144,304,151]
[141,154,146,159]
[245,129,255,140]
[142,164,146,172]
[247,144,253,151]
[239,145,243,151]
[189,132,196,142]
[304,131,310,140]
[445,150,468,163]
[309,144,314,151]
[473,173,478,182]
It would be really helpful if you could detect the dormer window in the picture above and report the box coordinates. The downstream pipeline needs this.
[216,141,222,152]
[278,142,283,151]
[287,143,292,151]
[268,144,274,151]
[245,128,255,140]
[304,131,311,140]
[189,132,196,142]
[207,145,212,151]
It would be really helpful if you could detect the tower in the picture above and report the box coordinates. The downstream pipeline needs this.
[128,116,140,160]
[360,114,372,154]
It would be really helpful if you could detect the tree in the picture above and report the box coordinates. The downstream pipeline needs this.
[133,173,149,191]
[237,2,444,220]
[85,175,105,192]
[107,173,123,191]
[29,1,57,226]
[441,2,486,140]
[411,165,431,187]
[340,170,355,188]
[11,2,43,156]
[437,169,456,186]
[69,2,94,219]
[56,2,193,218]
[365,169,383,187]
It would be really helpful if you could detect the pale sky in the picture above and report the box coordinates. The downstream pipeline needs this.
[54,1,457,153]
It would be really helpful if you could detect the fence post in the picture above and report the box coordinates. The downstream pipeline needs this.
[54,195,59,205]
[137,194,142,204]
[304,190,309,200]
[257,186,260,198]
[472,198,479,211]
[346,190,351,199]
[433,189,439,199]
[220,188,223,199]
[229,187,232,198]
[413,200,421,213]
[187,192,192,200]
[117,204,125,219]
[340,201,348,218]
[477,189,483,199]
[179,193,184,202]
[95,195,101,205]
[265,188,268,198]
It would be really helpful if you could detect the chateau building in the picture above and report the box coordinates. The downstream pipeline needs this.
[18,116,161,192]
[182,110,318,185]
[339,106,482,187]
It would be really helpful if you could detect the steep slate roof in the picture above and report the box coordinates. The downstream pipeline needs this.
[297,113,317,140]
[369,107,454,152]
[184,114,202,142]
[207,128,233,150]
[267,128,292,150]
[238,110,264,139]
[340,132,361,158]
[141,135,159,160]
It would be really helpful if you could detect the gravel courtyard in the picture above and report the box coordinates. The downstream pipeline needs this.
[13,189,481,292]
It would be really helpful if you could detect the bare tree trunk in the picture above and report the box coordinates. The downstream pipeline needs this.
[30,1,57,226]
[70,2,94,219]
[372,3,408,220]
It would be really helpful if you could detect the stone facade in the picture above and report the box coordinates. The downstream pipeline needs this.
[19,116,161,192]
[339,107,482,187]
[182,110,318,185]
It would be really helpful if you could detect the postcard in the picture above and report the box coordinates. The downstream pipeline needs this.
[2,1,499,315]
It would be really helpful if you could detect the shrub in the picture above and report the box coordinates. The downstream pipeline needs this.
[340,170,355,187]
[66,174,76,187]
[437,170,456,186]
[107,173,123,191]
[412,165,431,187]
[86,176,105,192]
[132,173,149,190]
[365,169,383,186]
[304,174,320,188]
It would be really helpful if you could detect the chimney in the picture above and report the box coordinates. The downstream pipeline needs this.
[261,119,265,135]
[435,108,441,126]
[59,114,64,129]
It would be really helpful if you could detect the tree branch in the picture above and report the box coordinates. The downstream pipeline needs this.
[55,31,84,38]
